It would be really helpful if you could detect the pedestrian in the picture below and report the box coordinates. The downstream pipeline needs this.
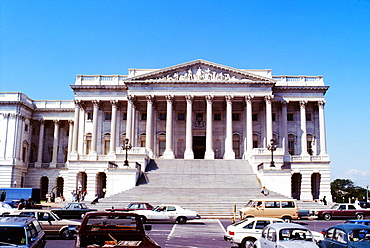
[261,186,269,196]
[91,194,99,204]
[323,196,327,205]
[17,198,25,209]
[81,190,87,201]
[355,198,359,205]
[71,190,77,202]
[25,198,33,209]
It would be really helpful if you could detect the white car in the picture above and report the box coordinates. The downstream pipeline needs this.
[224,217,284,248]
[254,223,318,248]
[132,204,200,224]
[0,202,15,215]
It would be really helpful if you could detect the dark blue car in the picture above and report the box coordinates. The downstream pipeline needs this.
[318,223,370,248]
[346,219,370,226]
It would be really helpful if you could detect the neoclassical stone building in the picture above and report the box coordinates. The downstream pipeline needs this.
[0,60,331,202]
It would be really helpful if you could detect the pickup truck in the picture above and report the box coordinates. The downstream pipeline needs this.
[310,203,370,220]
[75,212,160,248]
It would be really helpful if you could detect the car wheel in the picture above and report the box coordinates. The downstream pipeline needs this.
[356,213,364,220]
[282,216,291,223]
[61,228,73,240]
[241,238,256,248]
[323,213,332,221]
[177,216,187,224]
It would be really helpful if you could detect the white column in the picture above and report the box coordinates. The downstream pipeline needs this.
[265,95,273,147]
[184,95,194,159]
[224,95,235,159]
[17,116,25,160]
[281,100,289,156]
[126,95,134,143]
[90,100,99,156]
[71,100,81,157]
[35,120,44,167]
[163,95,175,159]
[50,120,59,168]
[318,100,327,155]
[245,95,253,156]
[109,100,118,155]
[145,95,154,158]
[205,95,214,159]
[67,120,73,158]
[300,100,308,156]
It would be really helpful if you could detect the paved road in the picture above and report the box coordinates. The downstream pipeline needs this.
[45,219,344,248]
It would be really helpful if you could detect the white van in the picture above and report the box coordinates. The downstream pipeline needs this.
[239,199,299,222]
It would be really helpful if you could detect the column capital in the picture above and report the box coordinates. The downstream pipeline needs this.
[53,119,60,125]
[225,95,234,103]
[281,100,288,106]
[318,100,326,109]
[74,100,83,108]
[127,95,135,102]
[68,119,74,124]
[299,100,308,108]
[145,95,154,102]
[92,100,100,107]
[165,95,174,102]
[205,95,213,103]
[185,95,194,103]
[264,95,274,103]
[110,100,118,107]
[39,119,45,124]
[245,95,254,104]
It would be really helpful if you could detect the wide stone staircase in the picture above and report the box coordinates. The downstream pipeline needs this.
[96,159,294,217]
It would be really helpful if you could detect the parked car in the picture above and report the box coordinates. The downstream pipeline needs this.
[254,223,318,248]
[239,199,299,222]
[105,202,154,212]
[310,203,370,220]
[12,209,80,239]
[51,203,97,219]
[224,217,284,248]
[0,215,46,248]
[318,223,370,248]
[346,219,370,226]
[75,212,160,248]
[0,202,15,215]
[132,204,200,224]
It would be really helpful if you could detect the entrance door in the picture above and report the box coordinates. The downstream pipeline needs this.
[193,136,206,159]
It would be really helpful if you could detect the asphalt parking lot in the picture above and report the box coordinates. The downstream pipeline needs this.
[45,219,344,248]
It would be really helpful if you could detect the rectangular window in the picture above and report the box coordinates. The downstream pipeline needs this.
[159,140,166,156]
[281,201,295,208]
[252,113,258,121]
[232,113,240,121]
[122,112,127,120]
[24,124,29,132]
[141,113,147,121]
[233,140,240,157]
[265,201,280,208]
[105,112,112,121]
[159,113,166,121]
[287,113,294,121]
[272,113,276,122]
[104,140,110,155]
[87,112,93,121]
[306,113,312,121]
[86,140,91,155]
[178,113,185,121]
[214,113,221,121]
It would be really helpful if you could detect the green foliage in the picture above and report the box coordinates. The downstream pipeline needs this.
[331,179,368,203]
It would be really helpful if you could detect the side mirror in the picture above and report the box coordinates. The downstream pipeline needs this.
[144,225,152,231]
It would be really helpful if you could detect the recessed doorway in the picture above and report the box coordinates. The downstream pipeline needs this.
[193,136,206,159]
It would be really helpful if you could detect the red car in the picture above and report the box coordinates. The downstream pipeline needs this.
[106,202,154,212]
[310,203,370,220]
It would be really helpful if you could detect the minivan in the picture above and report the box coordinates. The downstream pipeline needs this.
[239,198,299,222]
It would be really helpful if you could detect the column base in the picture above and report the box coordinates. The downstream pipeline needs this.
[34,162,42,168]
[184,149,194,159]
[163,149,175,159]
[69,152,79,160]
[49,162,57,168]
[223,150,235,160]
[88,152,98,160]
[204,150,214,159]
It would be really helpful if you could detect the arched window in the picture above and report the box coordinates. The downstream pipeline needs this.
[103,133,110,155]
[233,133,242,158]
[307,134,315,155]
[85,133,92,155]
[157,133,166,157]
[253,133,260,148]
[139,133,146,148]
[288,134,296,155]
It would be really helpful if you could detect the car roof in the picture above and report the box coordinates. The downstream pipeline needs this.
[328,224,370,231]
[248,199,296,201]
[347,219,370,223]
[85,211,140,217]
[14,209,51,213]
[0,216,36,226]
[267,223,310,230]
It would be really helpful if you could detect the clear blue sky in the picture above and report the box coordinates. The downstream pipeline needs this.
[1,1,369,187]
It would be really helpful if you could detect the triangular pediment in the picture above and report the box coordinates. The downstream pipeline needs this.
[125,59,274,83]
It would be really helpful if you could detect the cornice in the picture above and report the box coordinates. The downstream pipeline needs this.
[0,101,35,111]
[273,86,329,93]
[125,80,275,86]
[70,85,128,90]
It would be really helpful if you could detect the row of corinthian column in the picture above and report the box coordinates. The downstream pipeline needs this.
[68,95,327,160]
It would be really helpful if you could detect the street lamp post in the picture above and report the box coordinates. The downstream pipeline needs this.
[122,138,132,166]
[268,139,277,167]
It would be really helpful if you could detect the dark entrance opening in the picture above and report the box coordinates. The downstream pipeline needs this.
[291,173,302,200]
[193,136,206,159]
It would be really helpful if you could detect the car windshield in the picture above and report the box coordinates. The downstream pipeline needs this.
[245,200,254,207]
[0,227,27,245]
[279,228,314,242]
[85,215,140,233]
[348,229,370,242]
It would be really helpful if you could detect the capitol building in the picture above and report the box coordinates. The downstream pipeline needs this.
[0,59,331,202]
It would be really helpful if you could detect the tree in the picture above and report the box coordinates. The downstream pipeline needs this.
[331,179,367,203]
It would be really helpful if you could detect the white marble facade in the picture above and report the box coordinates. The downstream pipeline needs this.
[0,60,331,202]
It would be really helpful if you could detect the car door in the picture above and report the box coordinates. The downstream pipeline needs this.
[36,212,59,235]
[151,206,167,220]
[166,206,177,221]
[331,228,348,248]
[264,227,277,248]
